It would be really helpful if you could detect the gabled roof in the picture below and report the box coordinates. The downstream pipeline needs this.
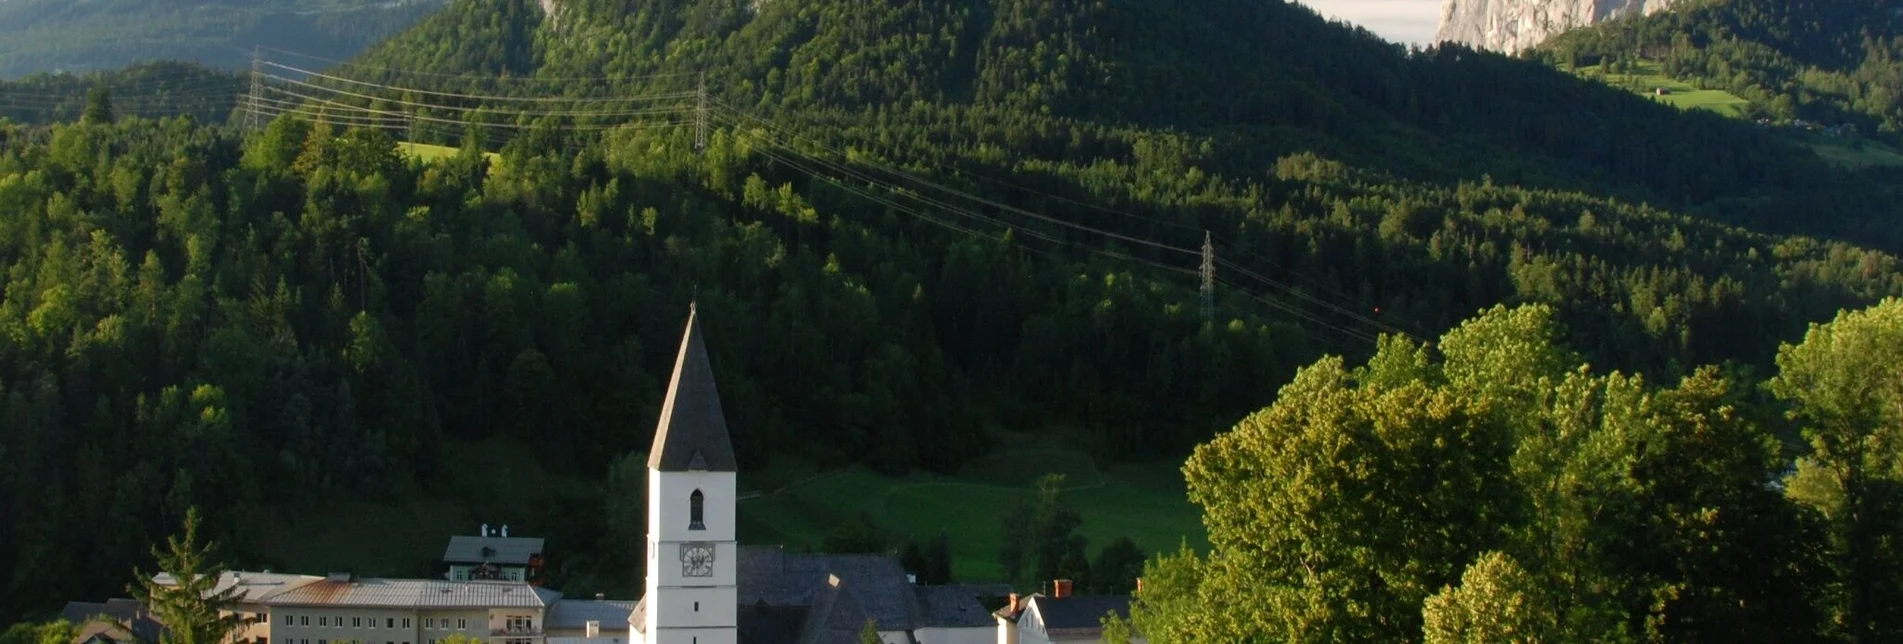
[915,585,1004,628]
[262,577,561,609]
[1025,595,1133,636]
[648,303,738,472]
[149,571,326,604]
[736,547,919,631]
[443,536,546,565]
[61,599,165,644]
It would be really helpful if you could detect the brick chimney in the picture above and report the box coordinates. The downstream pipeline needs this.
[1053,579,1074,598]
[1007,593,1020,614]
[1135,577,1144,593]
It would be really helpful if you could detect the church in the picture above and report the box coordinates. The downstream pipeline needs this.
[62,304,1135,644]
[627,305,1008,644]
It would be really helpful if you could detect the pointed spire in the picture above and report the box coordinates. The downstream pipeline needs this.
[648,302,737,472]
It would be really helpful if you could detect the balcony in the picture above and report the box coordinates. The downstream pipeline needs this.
[489,627,542,637]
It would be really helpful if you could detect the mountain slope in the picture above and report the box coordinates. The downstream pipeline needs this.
[335,0,1903,249]
[0,0,448,79]
[1537,0,1903,135]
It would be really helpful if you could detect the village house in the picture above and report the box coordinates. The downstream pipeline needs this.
[990,581,1142,644]
[444,531,546,584]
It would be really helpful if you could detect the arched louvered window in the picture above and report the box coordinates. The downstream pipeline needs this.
[690,489,705,530]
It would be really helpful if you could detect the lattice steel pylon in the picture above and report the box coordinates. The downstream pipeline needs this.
[695,72,709,153]
[1201,230,1215,323]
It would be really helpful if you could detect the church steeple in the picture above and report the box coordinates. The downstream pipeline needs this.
[648,302,738,472]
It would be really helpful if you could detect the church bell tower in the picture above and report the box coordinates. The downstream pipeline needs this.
[639,303,738,644]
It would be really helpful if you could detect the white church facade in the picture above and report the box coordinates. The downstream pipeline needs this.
[628,305,1015,644]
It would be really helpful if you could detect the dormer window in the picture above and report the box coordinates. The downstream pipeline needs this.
[690,489,705,530]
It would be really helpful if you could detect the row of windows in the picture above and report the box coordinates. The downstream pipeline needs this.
[283,638,410,644]
[421,618,469,630]
[280,616,416,630]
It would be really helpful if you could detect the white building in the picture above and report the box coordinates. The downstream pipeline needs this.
[990,582,1143,644]
[117,571,633,644]
[629,304,1003,644]
[444,534,546,583]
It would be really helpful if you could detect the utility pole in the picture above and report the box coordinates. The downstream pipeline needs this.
[695,72,709,153]
[1200,231,1215,323]
[247,46,263,131]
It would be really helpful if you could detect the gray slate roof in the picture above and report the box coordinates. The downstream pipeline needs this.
[728,546,995,643]
[547,599,636,630]
[915,585,1004,628]
[443,536,546,565]
[737,548,918,631]
[1029,595,1133,634]
[648,304,738,472]
[61,599,165,643]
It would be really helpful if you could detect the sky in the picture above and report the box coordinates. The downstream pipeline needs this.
[1295,0,1443,47]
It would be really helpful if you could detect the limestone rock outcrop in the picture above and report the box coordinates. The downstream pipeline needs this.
[1436,0,1679,53]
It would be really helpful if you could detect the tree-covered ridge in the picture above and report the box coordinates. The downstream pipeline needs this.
[0,0,448,79]
[1538,0,1903,137]
[1137,301,1903,641]
[327,0,1903,252]
[0,63,245,125]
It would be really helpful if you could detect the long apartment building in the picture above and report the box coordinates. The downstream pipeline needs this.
[151,571,628,644]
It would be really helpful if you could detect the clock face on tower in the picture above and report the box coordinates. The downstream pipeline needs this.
[680,542,715,577]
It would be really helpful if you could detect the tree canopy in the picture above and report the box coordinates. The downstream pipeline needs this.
[1135,303,1845,641]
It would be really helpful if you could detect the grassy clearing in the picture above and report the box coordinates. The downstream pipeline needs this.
[957,449,1104,488]
[1808,139,1903,168]
[1570,60,1752,117]
[244,494,469,578]
[243,437,589,579]
[250,437,1205,588]
[398,141,500,164]
[737,447,1207,584]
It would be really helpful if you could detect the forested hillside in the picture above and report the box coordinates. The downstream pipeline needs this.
[0,0,446,79]
[0,62,244,124]
[328,0,1903,248]
[1538,0,1903,137]
[3,0,1903,632]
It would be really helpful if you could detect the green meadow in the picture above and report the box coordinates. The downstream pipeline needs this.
[398,141,501,164]
[737,446,1207,583]
[245,436,1207,590]
[1570,60,1752,117]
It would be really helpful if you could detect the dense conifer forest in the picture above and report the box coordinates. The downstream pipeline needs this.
[2,0,1902,639]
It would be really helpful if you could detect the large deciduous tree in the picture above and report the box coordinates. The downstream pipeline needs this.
[1146,347,1519,640]
[1769,297,1903,640]
[1136,304,1824,642]
[1421,552,1557,644]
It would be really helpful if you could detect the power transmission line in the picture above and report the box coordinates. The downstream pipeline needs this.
[261,61,696,104]
[257,45,702,83]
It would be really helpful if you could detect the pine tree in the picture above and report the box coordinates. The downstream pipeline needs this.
[131,509,251,644]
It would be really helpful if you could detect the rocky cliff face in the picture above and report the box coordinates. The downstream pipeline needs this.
[1436,0,1679,53]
